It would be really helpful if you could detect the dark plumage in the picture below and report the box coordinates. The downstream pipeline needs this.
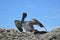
[34,29,47,34]
[32,18,44,27]
[14,20,23,32]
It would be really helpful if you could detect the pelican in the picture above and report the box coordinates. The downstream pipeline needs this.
[14,12,47,32]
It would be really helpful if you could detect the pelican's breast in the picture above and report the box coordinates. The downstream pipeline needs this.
[22,21,32,30]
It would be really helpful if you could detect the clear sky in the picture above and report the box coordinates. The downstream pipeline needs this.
[0,0,60,31]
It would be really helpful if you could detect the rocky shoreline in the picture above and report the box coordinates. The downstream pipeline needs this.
[0,27,60,40]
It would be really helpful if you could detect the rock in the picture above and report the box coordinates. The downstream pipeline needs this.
[0,27,60,40]
[35,27,60,40]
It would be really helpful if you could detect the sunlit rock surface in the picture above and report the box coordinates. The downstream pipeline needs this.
[0,27,60,40]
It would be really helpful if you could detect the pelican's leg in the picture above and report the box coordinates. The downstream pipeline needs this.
[14,20,23,32]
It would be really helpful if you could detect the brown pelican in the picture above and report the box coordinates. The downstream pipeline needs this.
[14,12,47,32]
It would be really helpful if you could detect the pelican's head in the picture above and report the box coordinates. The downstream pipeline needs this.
[23,12,27,18]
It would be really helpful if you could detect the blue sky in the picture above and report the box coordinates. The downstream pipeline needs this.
[0,0,60,31]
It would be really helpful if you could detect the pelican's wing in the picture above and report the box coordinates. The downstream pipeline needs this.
[32,18,44,27]
[14,20,23,32]
[32,19,47,31]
